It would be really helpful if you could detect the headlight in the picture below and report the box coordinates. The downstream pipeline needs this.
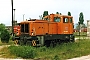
[32,32,34,35]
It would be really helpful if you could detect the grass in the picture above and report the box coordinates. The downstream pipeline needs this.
[0,40,16,58]
[8,46,37,59]
[74,32,87,36]
[74,32,87,39]
[1,39,90,60]
[0,47,17,58]
[35,40,90,60]
[0,40,14,46]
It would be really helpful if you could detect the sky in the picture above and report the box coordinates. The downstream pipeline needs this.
[0,0,90,26]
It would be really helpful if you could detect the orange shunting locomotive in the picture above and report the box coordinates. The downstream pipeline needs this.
[13,14,75,46]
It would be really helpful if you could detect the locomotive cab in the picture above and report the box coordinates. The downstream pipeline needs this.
[44,14,75,42]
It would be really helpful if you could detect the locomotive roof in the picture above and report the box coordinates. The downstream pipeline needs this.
[43,14,73,19]
[20,19,48,24]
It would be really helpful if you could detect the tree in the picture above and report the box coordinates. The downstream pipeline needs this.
[78,12,84,40]
[68,11,71,16]
[43,11,48,17]
[0,23,5,31]
[0,23,5,37]
[83,24,87,28]
[1,29,10,43]
[56,12,59,14]
[79,12,84,24]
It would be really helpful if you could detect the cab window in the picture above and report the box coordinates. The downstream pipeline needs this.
[63,18,68,23]
[70,18,72,23]
[54,17,60,22]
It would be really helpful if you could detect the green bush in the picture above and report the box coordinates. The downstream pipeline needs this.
[1,29,10,43]
[8,46,37,59]
[0,23,6,38]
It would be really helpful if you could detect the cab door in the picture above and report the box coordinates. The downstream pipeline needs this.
[62,17,70,34]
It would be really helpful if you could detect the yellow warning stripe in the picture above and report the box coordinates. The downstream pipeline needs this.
[14,40,18,45]
[32,40,36,46]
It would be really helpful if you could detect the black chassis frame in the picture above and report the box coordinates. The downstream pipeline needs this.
[14,34,75,46]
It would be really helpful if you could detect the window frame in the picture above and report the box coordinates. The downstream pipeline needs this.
[70,18,73,23]
[63,17,69,23]
[54,17,61,22]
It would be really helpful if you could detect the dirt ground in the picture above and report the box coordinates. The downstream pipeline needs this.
[67,55,90,60]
